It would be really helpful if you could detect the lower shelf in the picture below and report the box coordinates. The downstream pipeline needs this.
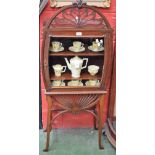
[50,72,102,80]
[51,85,100,88]
[45,88,107,95]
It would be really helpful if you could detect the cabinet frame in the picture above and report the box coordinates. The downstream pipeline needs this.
[41,4,114,151]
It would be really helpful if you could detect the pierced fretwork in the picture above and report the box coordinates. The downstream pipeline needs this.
[50,7,107,28]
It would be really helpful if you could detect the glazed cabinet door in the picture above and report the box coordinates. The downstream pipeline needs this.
[47,36,105,89]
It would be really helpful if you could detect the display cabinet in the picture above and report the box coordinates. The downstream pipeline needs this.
[41,2,113,151]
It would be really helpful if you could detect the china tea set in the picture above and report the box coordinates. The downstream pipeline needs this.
[52,79,100,87]
[53,56,99,78]
[49,39,104,53]
[52,56,101,87]
[51,39,103,87]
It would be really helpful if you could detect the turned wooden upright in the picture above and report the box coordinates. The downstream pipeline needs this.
[41,3,113,151]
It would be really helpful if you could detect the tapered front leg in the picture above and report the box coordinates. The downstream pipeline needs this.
[93,109,98,130]
[43,95,52,152]
[98,95,104,149]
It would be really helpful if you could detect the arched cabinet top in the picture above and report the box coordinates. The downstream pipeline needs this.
[45,4,112,30]
[41,4,113,91]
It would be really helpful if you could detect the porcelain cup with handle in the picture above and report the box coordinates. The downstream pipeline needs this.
[52,41,62,51]
[89,79,100,86]
[52,80,64,86]
[92,41,100,50]
[52,64,67,77]
[73,41,84,51]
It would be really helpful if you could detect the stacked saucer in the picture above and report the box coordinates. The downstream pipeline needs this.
[67,80,83,86]
[69,46,85,52]
[88,46,104,52]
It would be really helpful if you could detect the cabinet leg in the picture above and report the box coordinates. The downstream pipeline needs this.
[98,95,104,149]
[43,127,52,133]
[43,128,47,132]
[93,109,97,130]
[43,96,52,152]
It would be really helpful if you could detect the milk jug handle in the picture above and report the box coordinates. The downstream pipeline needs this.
[82,58,88,69]
[62,66,67,72]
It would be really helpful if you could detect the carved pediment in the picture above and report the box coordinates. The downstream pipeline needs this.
[49,5,109,29]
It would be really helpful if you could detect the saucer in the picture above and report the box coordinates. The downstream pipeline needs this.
[49,46,64,52]
[88,46,104,52]
[85,81,100,87]
[69,46,85,52]
[67,81,83,86]
[52,82,65,87]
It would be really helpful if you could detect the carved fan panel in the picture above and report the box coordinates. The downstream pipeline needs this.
[53,94,100,113]
[50,7,107,29]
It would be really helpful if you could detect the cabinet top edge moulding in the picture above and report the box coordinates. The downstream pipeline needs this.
[50,0,111,8]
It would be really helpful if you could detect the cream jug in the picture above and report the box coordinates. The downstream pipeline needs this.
[64,56,88,78]
[52,64,66,77]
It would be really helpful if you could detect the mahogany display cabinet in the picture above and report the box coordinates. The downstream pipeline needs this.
[41,3,113,151]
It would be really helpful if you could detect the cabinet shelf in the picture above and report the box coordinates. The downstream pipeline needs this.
[50,72,101,80]
[51,85,100,89]
[45,88,107,95]
[49,50,104,56]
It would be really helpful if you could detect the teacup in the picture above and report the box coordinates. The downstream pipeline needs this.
[52,80,64,86]
[88,65,99,76]
[53,64,66,77]
[69,80,81,86]
[73,41,84,50]
[87,80,99,86]
[92,41,100,50]
[52,41,62,51]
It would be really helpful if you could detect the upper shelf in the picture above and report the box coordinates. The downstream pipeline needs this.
[49,45,104,56]
[49,50,104,56]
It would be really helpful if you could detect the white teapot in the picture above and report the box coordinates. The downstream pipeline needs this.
[64,56,88,78]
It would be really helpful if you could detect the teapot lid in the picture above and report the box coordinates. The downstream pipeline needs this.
[70,56,82,62]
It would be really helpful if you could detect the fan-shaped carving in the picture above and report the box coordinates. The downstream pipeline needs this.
[52,94,100,113]
[50,6,108,28]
